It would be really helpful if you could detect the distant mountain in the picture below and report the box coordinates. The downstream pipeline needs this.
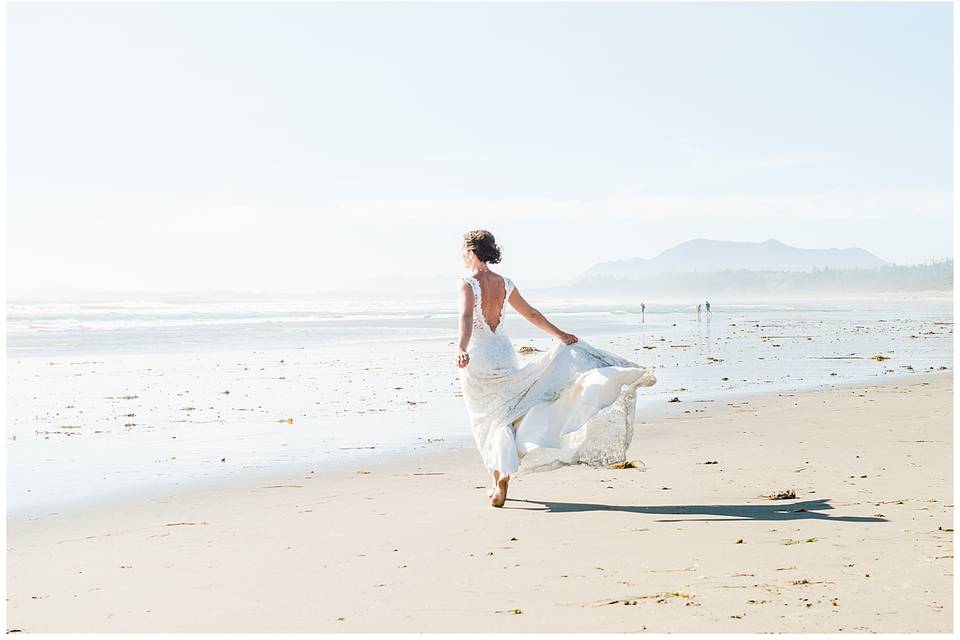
[555,260,954,299]
[581,239,889,280]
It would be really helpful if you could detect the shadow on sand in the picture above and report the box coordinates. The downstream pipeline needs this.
[508,497,886,523]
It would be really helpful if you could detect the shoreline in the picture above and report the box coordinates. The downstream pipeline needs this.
[8,372,953,632]
[9,370,947,521]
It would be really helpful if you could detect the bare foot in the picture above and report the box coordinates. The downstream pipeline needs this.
[487,470,500,497]
[491,474,510,508]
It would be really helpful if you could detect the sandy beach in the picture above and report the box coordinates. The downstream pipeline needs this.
[7,372,952,633]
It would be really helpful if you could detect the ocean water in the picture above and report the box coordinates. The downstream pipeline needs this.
[6,295,953,516]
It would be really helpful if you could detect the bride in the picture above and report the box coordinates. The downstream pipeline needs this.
[456,229,657,508]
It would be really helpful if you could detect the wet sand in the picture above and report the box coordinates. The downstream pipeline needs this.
[7,373,952,632]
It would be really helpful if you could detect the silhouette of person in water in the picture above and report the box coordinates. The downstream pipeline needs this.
[697,303,702,321]
[705,300,712,320]
[641,302,646,323]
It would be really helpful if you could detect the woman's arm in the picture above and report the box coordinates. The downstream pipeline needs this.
[507,287,578,345]
[456,280,474,368]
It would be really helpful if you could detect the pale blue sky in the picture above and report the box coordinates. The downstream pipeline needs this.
[8,1,953,294]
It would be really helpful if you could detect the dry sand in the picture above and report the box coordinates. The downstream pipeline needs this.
[7,374,953,632]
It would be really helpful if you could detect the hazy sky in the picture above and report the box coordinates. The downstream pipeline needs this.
[8,1,953,294]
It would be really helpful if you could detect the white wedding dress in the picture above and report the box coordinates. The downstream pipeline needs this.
[457,274,657,479]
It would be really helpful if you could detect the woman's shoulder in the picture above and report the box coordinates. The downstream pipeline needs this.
[457,272,514,291]
[457,275,480,294]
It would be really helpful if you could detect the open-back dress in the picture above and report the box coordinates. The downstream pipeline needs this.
[457,273,657,476]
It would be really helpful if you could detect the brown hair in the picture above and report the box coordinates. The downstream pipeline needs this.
[463,229,502,264]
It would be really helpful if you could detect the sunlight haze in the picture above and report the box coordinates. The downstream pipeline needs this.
[7,1,952,296]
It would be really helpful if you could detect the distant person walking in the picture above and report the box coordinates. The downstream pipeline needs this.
[697,303,702,322]
[641,302,646,323]
[705,300,712,320]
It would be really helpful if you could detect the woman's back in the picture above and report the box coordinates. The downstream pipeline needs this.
[474,271,506,332]
[464,271,514,334]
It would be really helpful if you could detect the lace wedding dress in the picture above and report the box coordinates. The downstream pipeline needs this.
[457,274,657,479]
